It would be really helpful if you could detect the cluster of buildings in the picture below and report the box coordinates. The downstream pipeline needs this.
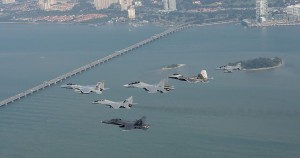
[1,0,15,4]
[93,0,177,19]
[286,4,300,21]
[93,0,136,19]
[38,0,77,11]
[256,0,300,23]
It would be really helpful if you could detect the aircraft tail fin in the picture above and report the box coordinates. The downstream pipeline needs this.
[95,81,104,91]
[197,70,208,80]
[236,62,242,70]
[123,96,134,109]
[157,79,167,88]
[134,116,146,126]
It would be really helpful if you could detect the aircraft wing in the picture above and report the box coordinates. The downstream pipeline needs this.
[121,124,134,130]
[224,68,233,73]
[107,102,121,109]
[142,86,158,93]
[76,87,91,94]
[185,77,201,83]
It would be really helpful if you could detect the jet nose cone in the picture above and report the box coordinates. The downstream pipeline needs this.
[123,84,129,87]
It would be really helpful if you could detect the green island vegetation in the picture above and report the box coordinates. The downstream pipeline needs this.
[229,57,282,70]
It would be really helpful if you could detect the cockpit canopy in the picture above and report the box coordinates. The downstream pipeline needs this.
[129,81,140,85]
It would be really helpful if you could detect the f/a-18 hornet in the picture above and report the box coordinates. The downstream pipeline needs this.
[92,96,136,109]
[123,79,174,93]
[216,63,242,73]
[61,81,109,94]
[101,116,150,130]
[168,70,213,83]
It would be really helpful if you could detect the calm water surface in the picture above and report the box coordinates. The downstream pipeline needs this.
[0,23,300,158]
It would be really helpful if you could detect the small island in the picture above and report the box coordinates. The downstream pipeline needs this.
[160,64,186,70]
[228,57,283,70]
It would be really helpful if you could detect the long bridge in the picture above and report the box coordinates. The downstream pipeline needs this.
[0,20,237,107]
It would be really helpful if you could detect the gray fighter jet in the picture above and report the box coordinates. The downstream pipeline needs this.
[101,116,150,130]
[216,63,242,73]
[92,96,136,109]
[61,81,109,94]
[123,79,174,93]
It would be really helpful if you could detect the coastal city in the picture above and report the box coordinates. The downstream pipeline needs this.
[1,0,300,158]
[0,0,300,27]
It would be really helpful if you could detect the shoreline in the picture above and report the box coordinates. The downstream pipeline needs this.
[244,61,284,71]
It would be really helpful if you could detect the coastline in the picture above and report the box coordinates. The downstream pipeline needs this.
[244,60,284,71]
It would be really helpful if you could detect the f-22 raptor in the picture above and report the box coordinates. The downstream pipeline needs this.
[168,70,213,83]
[101,116,150,130]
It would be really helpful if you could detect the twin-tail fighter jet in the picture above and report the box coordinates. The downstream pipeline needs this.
[168,70,213,83]
[92,96,136,109]
[216,63,242,73]
[61,81,109,94]
[123,79,174,93]
[101,116,150,131]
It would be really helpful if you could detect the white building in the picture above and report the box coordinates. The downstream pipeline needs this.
[128,5,135,19]
[2,0,15,4]
[94,0,118,10]
[38,0,57,10]
[287,4,300,21]
[163,0,176,11]
[256,0,268,22]
[119,0,133,11]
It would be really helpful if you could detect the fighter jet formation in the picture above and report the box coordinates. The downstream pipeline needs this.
[101,116,150,130]
[59,64,226,131]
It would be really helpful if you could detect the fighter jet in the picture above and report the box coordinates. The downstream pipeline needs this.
[60,83,80,89]
[101,116,150,130]
[123,79,174,93]
[216,63,242,73]
[92,96,136,109]
[168,70,213,83]
[61,81,109,94]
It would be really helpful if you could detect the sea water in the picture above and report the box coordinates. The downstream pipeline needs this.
[0,23,300,158]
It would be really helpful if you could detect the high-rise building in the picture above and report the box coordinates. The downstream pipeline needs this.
[39,0,50,10]
[2,0,15,4]
[287,4,300,21]
[256,0,268,22]
[128,5,135,19]
[168,0,176,11]
[163,0,176,11]
[119,0,133,11]
[94,0,118,10]
[38,0,57,10]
